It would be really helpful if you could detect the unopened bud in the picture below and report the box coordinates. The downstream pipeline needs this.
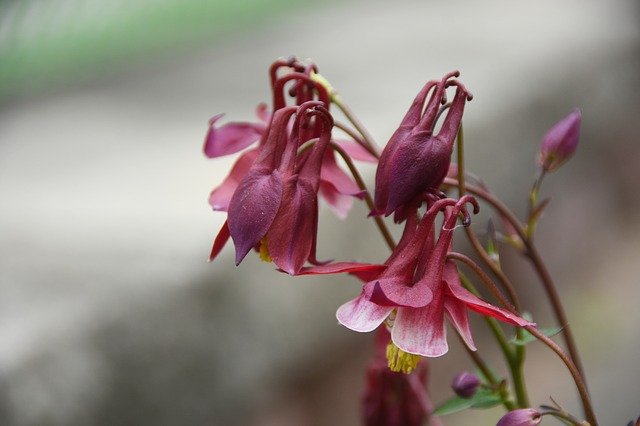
[451,371,481,398]
[497,408,542,426]
[538,109,581,172]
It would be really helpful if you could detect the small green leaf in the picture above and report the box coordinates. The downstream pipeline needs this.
[511,326,563,346]
[433,389,503,416]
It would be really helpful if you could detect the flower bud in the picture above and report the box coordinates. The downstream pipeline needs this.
[451,371,480,398]
[537,109,581,172]
[497,408,542,426]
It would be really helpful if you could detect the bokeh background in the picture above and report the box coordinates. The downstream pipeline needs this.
[1,0,639,425]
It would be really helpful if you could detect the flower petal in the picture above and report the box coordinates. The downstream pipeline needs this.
[296,262,386,276]
[227,168,283,265]
[319,181,354,219]
[443,263,534,327]
[365,278,433,308]
[333,139,378,163]
[320,150,365,197]
[392,297,448,357]
[337,293,393,333]
[208,220,230,262]
[204,114,265,158]
[267,178,318,275]
[444,296,477,351]
[208,149,259,211]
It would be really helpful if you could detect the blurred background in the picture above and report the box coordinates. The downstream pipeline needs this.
[1,0,639,424]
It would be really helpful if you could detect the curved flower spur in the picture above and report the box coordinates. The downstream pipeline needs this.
[373,71,473,221]
[204,57,371,220]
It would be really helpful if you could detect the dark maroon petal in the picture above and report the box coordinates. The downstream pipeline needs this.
[384,132,452,216]
[208,148,259,211]
[227,168,284,265]
[373,81,437,215]
[208,220,230,262]
[266,178,318,275]
[203,114,264,158]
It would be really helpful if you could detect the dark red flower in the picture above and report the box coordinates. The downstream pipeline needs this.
[373,72,472,220]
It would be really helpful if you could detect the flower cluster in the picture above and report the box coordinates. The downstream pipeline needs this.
[203,57,597,426]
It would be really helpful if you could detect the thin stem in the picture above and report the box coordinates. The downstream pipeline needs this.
[447,252,515,312]
[333,96,381,158]
[330,142,396,251]
[460,272,529,408]
[455,126,522,312]
[526,327,597,426]
[455,333,516,411]
[334,121,377,158]
[444,178,589,392]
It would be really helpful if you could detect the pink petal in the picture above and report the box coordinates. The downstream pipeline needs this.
[364,278,433,308]
[319,181,354,219]
[443,263,534,327]
[320,151,365,198]
[203,114,264,158]
[208,220,230,262]
[444,296,477,351]
[296,262,386,276]
[333,139,378,163]
[337,293,393,333]
[392,296,448,357]
[255,103,271,123]
[208,149,258,211]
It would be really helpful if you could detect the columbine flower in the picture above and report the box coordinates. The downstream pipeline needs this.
[224,101,338,275]
[537,108,581,173]
[373,71,473,220]
[497,408,543,426]
[451,371,481,398]
[337,196,533,368]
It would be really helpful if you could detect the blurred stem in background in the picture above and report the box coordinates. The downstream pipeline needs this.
[0,0,313,100]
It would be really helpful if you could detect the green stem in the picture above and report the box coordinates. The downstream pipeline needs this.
[459,272,528,407]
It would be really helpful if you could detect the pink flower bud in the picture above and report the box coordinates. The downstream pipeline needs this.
[451,371,480,398]
[538,109,581,172]
[497,408,542,426]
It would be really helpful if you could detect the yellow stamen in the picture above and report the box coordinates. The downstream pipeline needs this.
[258,237,272,263]
[310,72,339,102]
[386,342,421,374]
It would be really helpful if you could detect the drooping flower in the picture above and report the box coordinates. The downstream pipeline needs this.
[538,109,582,172]
[223,101,339,274]
[373,71,473,220]
[337,196,534,365]
[497,408,543,426]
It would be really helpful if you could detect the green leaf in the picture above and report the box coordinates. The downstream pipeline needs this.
[511,326,563,346]
[433,389,503,416]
